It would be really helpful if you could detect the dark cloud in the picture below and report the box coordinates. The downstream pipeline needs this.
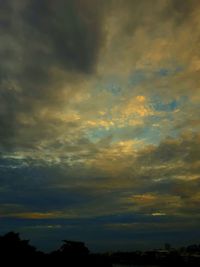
[165,0,199,23]
[137,133,200,165]
[1,0,199,149]
[0,0,107,149]
[22,0,106,73]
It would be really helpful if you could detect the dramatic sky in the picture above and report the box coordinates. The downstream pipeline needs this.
[0,0,200,252]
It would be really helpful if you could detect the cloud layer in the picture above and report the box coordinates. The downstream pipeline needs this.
[0,0,200,251]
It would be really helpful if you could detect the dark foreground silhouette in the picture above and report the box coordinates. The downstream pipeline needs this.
[0,232,112,266]
[0,232,200,266]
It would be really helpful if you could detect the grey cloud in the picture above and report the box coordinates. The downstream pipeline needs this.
[21,0,106,73]
[137,133,200,165]
[164,0,199,24]
[0,0,107,149]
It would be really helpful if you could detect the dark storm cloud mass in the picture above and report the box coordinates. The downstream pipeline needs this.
[22,0,105,73]
[0,0,106,148]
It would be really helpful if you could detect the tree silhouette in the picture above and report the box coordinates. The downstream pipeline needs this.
[0,231,36,255]
[0,231,43,264]
[59,240,89,256]
[1,231,199,266]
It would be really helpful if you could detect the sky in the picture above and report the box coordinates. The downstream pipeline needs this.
[0,0,200,252]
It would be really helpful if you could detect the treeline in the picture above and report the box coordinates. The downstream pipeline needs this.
[0,231,200,266]
[0,232,112,266]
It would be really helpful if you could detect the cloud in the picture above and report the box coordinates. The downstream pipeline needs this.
[0,130,199,221]
[0,0,107,149]
[1,0,200,154]
[0,0,200,250]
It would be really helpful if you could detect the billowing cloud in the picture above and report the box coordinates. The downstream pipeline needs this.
[0,0,200,251]
[0,0,107,149]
